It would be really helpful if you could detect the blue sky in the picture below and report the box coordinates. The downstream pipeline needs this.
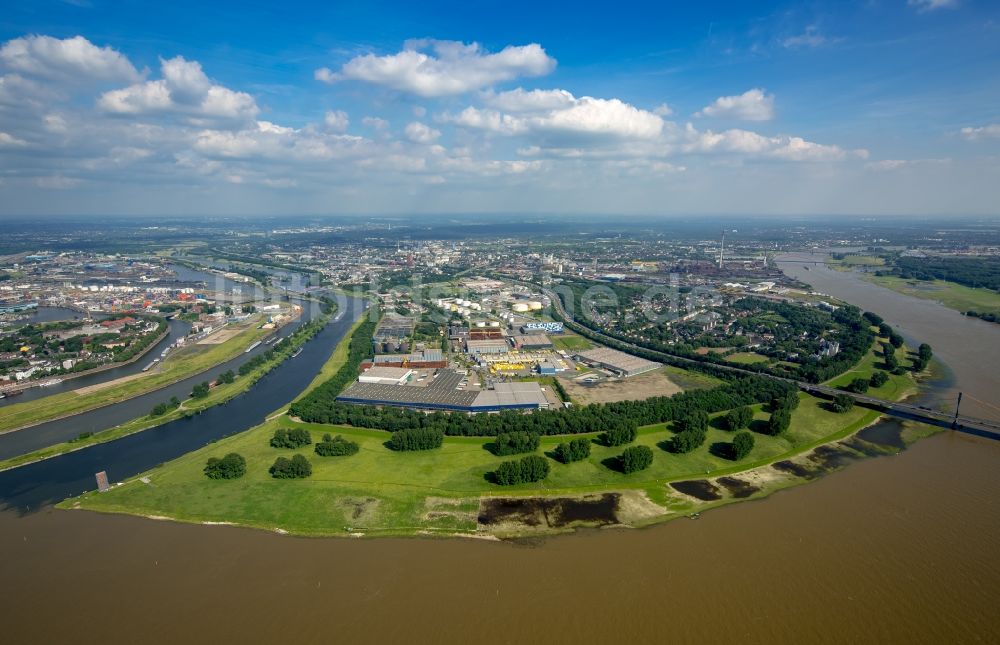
[0,0,997,216]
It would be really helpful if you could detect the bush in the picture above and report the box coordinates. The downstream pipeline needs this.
[191,381,210,399]
[494,431,540,456]
[870,371,889,388]
[765,408,791,435]
[269,454,312,479]
[675,409,709,434]
[493,455,550,485]
[619,445,653,473]
[725,406,753,431]
[601,424,637,447]
[389,427,444,451]
[847,377,870,394]
[204,453,246,479]
[731,431,754,461]
[670,428,706,453]
[554,437,591,464]
[830,393,855,413]
[270,427,312,449]
[315,434,359,457]
[217,369,235,384]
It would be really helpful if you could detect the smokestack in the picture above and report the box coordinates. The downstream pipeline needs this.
[719,230,725,268]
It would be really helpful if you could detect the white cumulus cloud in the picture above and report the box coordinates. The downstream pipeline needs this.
[324,109,349,132]
[99,56,258,123]
[0,34,141,83]
[315,39,556,97]
[447,90,664,140]
[697,88,775,121]
[405,121,441,144]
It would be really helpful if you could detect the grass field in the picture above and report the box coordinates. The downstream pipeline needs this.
[827,255,886,271]
[725,351,770,365]
[551,334,593,351]
[865,274,1000,317]
[0,318,272,433]
[68,333,919,538]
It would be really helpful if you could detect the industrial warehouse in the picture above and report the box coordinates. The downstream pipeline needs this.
[337,368,550,412]
[573,347,661,378]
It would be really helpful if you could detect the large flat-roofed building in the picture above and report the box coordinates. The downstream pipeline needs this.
[337,369,548,412]
[466,339,510,355]
[512,333,552,350]
[358,366,414,385]
[521,321,563,333]
[574,347,661,378]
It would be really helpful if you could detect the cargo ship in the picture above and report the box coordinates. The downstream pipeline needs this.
[142,358,160,372]
[245,340,262,353]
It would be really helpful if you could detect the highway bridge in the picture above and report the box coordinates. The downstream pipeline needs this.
[542,287,1000,441]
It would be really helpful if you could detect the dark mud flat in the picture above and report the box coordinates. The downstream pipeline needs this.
[772,460,821,479]
[858,420,906,449]
[478,494,619,530]
[670,480,721,501]
[716,477,759,499]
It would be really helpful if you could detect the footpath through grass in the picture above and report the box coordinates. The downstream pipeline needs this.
[68,334,920,537]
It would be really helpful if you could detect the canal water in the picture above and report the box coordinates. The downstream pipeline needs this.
[0,263,998,643]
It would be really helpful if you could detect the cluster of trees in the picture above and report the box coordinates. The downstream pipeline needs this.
[883,341,900,371]
[270,427,312,449]
[204,453,247,479]
[893,256,1000,292]
[149,396,181,418]
[913,343,933,372]
[389,427,444,451]
[269,454,312,479]
[217,369,235,385]
[870,371,889,388]
[191,381,211,399]
[831,393,855,413]
[494,455,550,485]
[730,431,754,461]
[493,431,540,456]
[966,310,1000,325]
[878,322,905,350]
[602,424,637,447]
[619,445,653,473]
[725,406,754,431]
[315,434,359,457]
[764,394,799,436]
[293,371,796,440]
[668,409,710,453]
[846,377,870,394]
[553,437,591,463]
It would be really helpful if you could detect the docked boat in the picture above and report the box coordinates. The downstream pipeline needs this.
[292,347,303,358]
[245,340,262,353]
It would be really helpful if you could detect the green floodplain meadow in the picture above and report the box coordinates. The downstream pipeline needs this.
[65,327,933,538]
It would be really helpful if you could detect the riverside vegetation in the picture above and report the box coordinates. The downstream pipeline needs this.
[65,306,933,538]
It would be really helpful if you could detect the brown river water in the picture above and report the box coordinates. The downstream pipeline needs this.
[1,255,998,644]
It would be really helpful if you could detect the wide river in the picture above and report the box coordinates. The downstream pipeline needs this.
[0,261,998,643]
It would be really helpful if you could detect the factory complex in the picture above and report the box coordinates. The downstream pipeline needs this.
[338,368,550,412]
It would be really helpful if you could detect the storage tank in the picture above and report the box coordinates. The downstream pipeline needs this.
[512,303,529,313]
[528,301,543,311]
[470,303,482,311]
[476,321,486,328]
[489,321,500,328]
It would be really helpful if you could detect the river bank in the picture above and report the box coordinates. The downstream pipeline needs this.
[65,316,934,539]
[0,303,334,472]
